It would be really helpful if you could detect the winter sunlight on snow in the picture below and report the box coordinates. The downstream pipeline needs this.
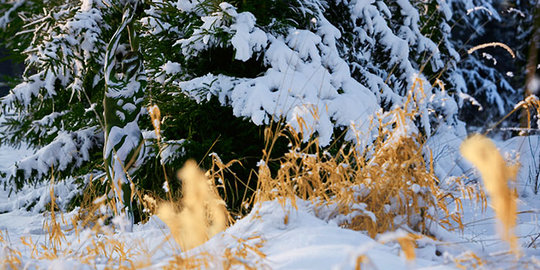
[1,0,540,269]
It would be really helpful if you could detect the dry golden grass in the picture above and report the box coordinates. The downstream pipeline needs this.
[164,235,268,270]
[468,42,516,58]
[0,164,265,269]
[237,78,467,237]
[453,251,486,270]
[396,234,417,261]
[156,160,229,251]
[488,95,540,135]
[0,176,143,269]
[0,230,22,269]
[148,104,173,202]
[3,91,534,269]
[460,134,520,253]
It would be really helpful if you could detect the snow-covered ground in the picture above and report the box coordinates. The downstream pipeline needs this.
[0,144,32,204]
[0,136,539,269]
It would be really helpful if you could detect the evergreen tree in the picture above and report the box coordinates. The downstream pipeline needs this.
[0,0,533,216]
[447,0,537,129]
[102,1,146,226]
[1,0,110,190]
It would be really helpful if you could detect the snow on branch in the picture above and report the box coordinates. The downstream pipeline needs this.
[2,127,102,186]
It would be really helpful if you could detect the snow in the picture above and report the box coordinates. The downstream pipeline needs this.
[528,77,540,95]
[496,136,540,199]
[466,6,494,16]
[0,143,65,213]
[153,0,478,150]
[1,134,540,269]
[0,192,538,269]
[0,145,32,172]
[229,10,267,61]
[177,7,385,147]
[161,61,182,75]
[2,0,515,192]
[1,0,539,268]
[0,0,24,29]
[3,127,101,183]
[223,200,440,270]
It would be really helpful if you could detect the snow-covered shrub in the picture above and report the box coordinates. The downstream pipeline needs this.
[0,0,152,219]
[0,0,528,215]
[243,102,469,237]
[447,0,537,128]
[1,0,111,189]
[138,0,463,211]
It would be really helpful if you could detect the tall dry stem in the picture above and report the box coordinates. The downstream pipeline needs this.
[250,110,462,237]
[460,134,519,253]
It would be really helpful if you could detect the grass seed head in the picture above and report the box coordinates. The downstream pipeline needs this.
[460,134,519,253]
[157,160,229,251]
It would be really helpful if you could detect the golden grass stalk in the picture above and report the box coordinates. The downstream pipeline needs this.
[148,104,162,139]
[40,169,67,259]
[468,42,515,58]
[164,235,268,269]
[0,114,261,269]
[213,75,472,239]
[0,230,22,269]
[148,104,174,202]
[460,134,519,253]
[354,255,368,270]
[487,94,540,135]
[157,160,229,251]
[397,234,417,261]
[248,113,461,237]
[454,251,486,269]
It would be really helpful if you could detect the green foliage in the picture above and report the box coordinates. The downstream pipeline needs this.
[138,0,290,212]
[0,0,529,218]
[234,0,317,32]
[102,2,147,221]
[0,0,117,189]
[143,92,288,212]
[0,1,37,61]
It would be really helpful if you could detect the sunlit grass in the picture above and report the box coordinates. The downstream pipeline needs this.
[1,91,539,269]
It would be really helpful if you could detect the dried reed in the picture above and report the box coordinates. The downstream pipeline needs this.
[157,160,229,251]
[460,134,519,253]
[244,107,462,237]
[468,42,516,58]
